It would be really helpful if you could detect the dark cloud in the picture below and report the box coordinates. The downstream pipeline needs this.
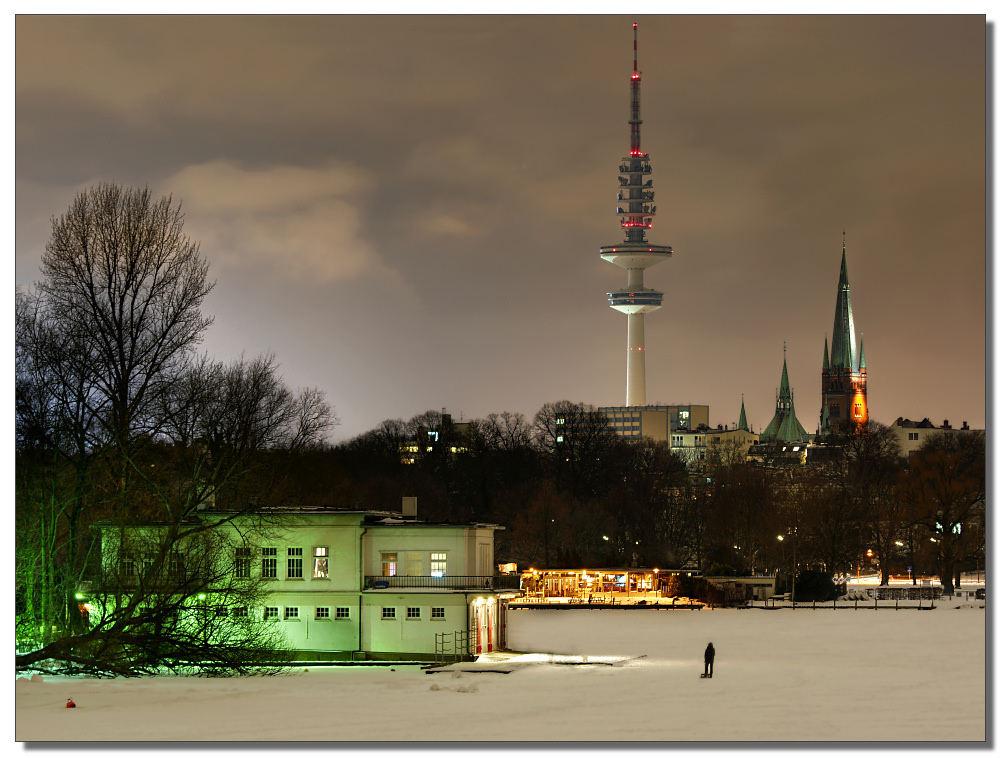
[15,15,986,440]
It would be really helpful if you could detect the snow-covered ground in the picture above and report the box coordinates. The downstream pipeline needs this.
[15,595,985,744]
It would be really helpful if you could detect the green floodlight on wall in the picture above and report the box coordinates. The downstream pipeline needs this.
[75,593,85,600]
[197,594,207,600]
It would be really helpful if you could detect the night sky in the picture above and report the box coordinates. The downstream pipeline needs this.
[15,15,987,442]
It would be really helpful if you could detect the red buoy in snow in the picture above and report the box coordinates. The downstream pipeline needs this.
[66,698,76,708]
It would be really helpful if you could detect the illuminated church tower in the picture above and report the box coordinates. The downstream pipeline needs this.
[819,238,868,435]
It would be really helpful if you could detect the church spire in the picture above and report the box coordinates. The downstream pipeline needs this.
[830,239,858,372]
[738,395,749,432]
[822,335,829,371]
[777,343,792,411]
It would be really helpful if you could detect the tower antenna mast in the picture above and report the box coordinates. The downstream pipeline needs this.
[600,23,675,407]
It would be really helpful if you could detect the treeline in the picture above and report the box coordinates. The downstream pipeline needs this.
[274,408,986,594]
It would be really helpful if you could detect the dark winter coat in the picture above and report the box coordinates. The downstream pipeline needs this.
[704,643,715,663]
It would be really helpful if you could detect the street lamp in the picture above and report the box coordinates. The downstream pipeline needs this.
[777,533,796,605]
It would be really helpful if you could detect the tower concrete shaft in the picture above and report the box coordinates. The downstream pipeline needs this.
[600,23,673,407]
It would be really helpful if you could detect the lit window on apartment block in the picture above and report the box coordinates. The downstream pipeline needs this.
[381,552,397,577]
[431,553,447,577]
[313,547,329,578]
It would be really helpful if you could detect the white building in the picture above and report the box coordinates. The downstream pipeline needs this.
[100,501,515,662]
[889,417,980,459]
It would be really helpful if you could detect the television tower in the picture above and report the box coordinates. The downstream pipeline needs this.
[600,23,673,407]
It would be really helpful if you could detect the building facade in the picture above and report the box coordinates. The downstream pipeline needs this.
[99,504,515,662]
[889,417,979,458]
[599,404,710,443]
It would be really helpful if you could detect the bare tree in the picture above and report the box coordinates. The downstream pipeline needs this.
[826,420,904,585]
[904,431,985,593]
[16,184,336,676]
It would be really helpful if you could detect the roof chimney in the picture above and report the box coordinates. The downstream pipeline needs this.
[402,497,417,518]
[962,421,969,430]
[942,419,951,429]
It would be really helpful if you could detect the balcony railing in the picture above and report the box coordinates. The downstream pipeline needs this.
[364,575,522,591]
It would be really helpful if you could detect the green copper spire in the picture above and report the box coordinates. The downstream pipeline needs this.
[859,335,866,370]
[738,395,749,432]
[761,345,809,442]
[830,242,858,373]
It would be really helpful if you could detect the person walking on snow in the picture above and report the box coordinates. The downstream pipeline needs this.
[703,642,715,677]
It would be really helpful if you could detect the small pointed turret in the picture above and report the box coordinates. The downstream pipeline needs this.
[859,335,866,371]
[822,336,829,371]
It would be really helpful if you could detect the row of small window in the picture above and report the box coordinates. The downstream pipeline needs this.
[234,548,450,580]
[233,547,328,580]
[257,606,448,621]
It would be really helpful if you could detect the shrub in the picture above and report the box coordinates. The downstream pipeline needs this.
[792,570,837,602]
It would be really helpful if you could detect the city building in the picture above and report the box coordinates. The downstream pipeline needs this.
[599,24,675,407]
[598,404,709,443]
[97,500,517,662]
[819,239,868,435]
[761,347,810,443]
[669,399,758,465]
[890,417,980,458]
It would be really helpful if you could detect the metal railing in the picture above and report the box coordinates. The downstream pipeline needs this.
[364,575,521,591]
[434,629,473,664]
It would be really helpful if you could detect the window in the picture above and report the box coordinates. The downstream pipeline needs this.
[335,607,350,620]
[262,547,277,579]
[168,553,185,580]
[122,555,137,578]
[315,607,330,619]
[556,435,564,443]
[235,547,251,579]
[407,607,421,619]
[215,607,228,617]
[287,547,303,579]
[232,606,248,619]
[284,607,299,620]
[313,547,329,579]
[431,553,447,577]
[431,607,445,620]
[264,606,279,620]
[555,418,565,425]
[381,552,397,577]
[381,607,396,620]
[406,552,423,576]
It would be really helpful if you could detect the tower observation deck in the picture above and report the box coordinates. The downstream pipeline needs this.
[600,23,673,407]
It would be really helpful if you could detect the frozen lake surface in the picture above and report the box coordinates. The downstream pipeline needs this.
[15,599,986,744]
